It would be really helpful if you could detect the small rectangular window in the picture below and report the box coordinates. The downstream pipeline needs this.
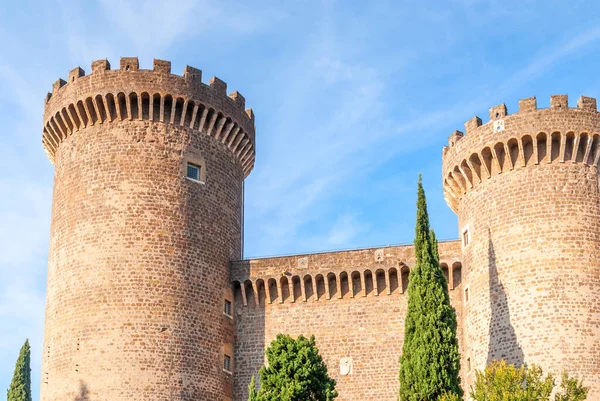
[465,287,470,303]
[224,300,232,317]
[462,228,470,247]
[467,357,471,372]
[223,355,231,372]
[186,163,200,181]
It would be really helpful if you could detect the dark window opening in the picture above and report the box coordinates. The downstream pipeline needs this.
[186,163,201,181]
[223,355,231,372]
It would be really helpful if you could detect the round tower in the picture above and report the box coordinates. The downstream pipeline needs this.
[442,95,600,397]
[40,57,255,401]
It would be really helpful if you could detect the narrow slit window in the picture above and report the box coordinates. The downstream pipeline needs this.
[224,300,232,317]
[465,287,470,303]
[186,163,201,181]
[467,357,471,372]
[223,355,232,372]
[462,228,470,247]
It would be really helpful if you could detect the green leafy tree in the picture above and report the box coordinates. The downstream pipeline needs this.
[399,176,462,401]
[555,372,589,401]
[249,334,337,401]
[7,340,32,401]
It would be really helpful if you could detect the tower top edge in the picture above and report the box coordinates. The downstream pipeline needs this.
[44,57,254,126]
[443,95,599,158]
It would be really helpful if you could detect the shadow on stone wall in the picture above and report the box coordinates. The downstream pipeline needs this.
[232,260,266,401]
[486,230,524,366]
[74,380,89,401]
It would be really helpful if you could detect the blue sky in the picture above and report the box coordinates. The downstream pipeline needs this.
[2,0,600,398]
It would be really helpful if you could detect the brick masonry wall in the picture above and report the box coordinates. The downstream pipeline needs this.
[443,96,600,397]
[231,242,464,401]
[42,58,250,401]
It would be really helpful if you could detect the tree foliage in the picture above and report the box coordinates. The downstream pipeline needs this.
[249,334,337,401]
[248,376,259,401]
[438,392,462,401]
[7,339,32,401]
[398,176,462,401]
[471,360,588,401]
[555,372,589,401]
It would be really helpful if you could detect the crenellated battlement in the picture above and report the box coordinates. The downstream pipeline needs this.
[442,95,600,212]
[42,57,256,176]
[230,242,462,307]
[445,95,598,145]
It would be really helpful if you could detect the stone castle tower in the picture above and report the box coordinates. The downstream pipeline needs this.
[40,58,599,401]
[442,95,600,394]
[41,58,255,400]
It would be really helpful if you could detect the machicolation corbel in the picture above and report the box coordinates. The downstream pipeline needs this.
[443,94,600,213]
[43,57,257,177]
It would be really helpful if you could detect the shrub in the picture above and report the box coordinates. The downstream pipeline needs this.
[470,360,588,401]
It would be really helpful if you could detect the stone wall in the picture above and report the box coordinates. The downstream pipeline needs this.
[231,242,464,401]
[41,58,253,401]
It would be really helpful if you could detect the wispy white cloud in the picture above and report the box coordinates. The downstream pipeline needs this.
[246,13,600,257]
[326,212,368,246]
[94,0,285,57]
[0,64,41,116]
[495,25,600,96]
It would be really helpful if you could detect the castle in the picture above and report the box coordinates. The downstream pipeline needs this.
[39,58,600,401]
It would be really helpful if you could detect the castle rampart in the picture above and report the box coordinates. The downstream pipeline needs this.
[230,242,465,401]
[230,242,464,305]
[442,95,600,396]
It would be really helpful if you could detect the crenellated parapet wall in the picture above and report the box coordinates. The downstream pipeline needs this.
[442,95,600,211]
[230,242,463,307]
[42,57,255,176]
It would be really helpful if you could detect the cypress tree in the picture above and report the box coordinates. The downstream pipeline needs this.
[398,176,462,401]
[248,376,259,401]
[7,339,32,401]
